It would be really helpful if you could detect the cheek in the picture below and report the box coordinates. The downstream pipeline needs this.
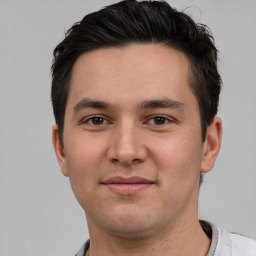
[151,132,203,184]
[63,136,106,203]
[149,135,203,211]
[65,134,106,172]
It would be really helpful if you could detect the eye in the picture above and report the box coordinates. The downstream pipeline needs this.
[83,116,108,125]
[147,116,171,125]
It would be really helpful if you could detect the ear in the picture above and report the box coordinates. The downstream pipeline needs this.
[52,124,69,177]
[201,117,222,173]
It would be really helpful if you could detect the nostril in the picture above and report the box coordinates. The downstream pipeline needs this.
[109,157,143,166]
[132,158,143,164]
[111,158,119,164]
[106,133,148,165]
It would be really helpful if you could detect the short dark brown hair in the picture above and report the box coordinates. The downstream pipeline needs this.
[51,0,221,145]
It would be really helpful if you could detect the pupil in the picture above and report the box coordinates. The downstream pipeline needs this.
[154,117,165,125]
[92,117,103,125]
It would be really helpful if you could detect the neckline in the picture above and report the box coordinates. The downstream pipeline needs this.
[77,221,219,256]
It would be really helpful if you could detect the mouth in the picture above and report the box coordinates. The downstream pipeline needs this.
[101,176,155,195]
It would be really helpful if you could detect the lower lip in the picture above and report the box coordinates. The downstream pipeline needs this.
[104,183,153,195]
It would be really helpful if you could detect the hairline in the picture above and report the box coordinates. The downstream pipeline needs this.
[59,42,207,146]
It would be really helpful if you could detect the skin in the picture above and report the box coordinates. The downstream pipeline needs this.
[52,44,222,256]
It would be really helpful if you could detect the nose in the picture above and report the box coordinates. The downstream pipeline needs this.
[107,121,147,166]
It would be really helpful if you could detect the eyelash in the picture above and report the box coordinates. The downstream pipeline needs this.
[81,116,110,126]
[146,115,173,125]
[80,115,173,126]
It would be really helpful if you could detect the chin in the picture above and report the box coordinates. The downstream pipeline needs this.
[97,206,163,239]
[107,222,156,239]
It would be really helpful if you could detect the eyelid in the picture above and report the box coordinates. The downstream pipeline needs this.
[79,115,111,125]
[78,114,176,126]
[145,115,175,124]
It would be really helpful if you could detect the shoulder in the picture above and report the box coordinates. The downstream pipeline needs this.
[217,226,256,256]
[229,232,256,256]
[75,240,90,256]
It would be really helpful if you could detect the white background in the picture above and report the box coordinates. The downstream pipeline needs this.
[0,0,255,255]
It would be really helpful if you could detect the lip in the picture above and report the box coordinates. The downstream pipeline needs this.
[101,176,154,195]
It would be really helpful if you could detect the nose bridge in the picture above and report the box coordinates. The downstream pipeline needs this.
[107,117,147,165]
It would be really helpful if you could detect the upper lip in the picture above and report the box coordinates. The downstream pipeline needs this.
[101,176,154,184]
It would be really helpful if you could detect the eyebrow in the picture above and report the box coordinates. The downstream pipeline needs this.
[138,98,185,110]
[73,97,185,112]
[73,98,111,112]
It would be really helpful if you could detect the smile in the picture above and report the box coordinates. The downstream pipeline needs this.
[101,176,154,195]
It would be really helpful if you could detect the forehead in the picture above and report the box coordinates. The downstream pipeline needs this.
[68,44,195,108]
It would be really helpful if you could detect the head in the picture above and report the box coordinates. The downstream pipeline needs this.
[51,0,221,146]
[51,0,222,239]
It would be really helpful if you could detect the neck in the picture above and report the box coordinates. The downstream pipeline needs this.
[86,217,211,256]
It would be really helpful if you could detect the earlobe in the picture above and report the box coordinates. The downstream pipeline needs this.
[52,125,69,177]
[201,117,222,173]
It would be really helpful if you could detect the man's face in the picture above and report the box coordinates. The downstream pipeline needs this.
[53,44,221,238]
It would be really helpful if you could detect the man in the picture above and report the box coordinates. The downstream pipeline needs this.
[51,1,256,255]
